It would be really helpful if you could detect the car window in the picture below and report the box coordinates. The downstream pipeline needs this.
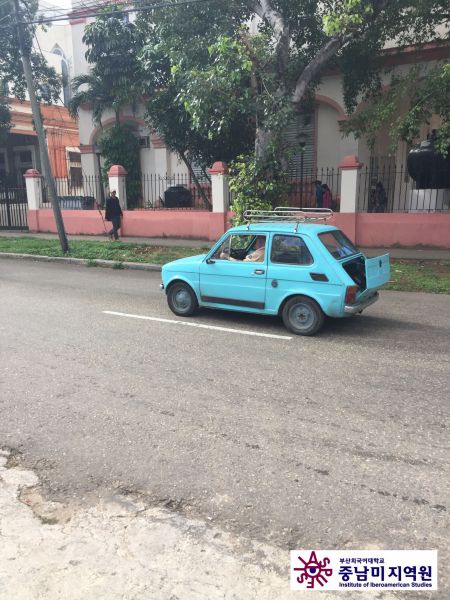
[212,234,266,262]
[318,231,359,259]
[270,235,313,265]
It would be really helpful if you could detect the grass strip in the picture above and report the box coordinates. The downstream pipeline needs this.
[0,237,449,294]
[0,237,209,265]
[385,259,450,294]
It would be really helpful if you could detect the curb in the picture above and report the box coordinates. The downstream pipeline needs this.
[0,252,162,272]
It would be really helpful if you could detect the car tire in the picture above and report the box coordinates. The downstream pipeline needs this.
[281,296,325,336]
[167,281,198,316]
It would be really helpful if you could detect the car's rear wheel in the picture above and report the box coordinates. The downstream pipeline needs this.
[281,296,324,336]
[167,281,198,316]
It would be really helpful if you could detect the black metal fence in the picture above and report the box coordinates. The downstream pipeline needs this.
[357,165,450,212]
[40,173,213,211]
[0,184,28,230]
[41,175,103,209]
[141,173,212,210]
[226,167,341,211]
[286,167,341,209]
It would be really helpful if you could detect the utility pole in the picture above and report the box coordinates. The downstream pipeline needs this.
[13,0,69,253]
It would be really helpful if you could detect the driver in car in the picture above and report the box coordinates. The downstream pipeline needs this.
[220,236,266,262]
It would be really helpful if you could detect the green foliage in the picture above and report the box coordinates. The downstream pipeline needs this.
[323,0,374,35]
[139,16,255,168]
[69,8,145,207]
[70,7,144,124]
[82,7,143,113]
[0,0,61,129]
[0,236,210,265]
[0,99,11,144]
[229,154,289,225]
[343,64,450,156]
[72,0,449,214]
[98,125,141,207]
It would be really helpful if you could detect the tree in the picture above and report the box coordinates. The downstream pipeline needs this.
[0,0,61,115]
[135,0,449,218]
[138,5,255,171]
[0,99,11,145]
[343,63,450,157]
[69,72,123,126]
[97,125,141,205]
[69,7,145,206]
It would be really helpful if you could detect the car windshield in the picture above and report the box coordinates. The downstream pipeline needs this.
[318,230,359,259]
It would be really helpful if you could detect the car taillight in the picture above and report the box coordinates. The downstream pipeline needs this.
[345,285,359,304]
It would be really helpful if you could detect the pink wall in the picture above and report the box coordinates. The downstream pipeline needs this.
[354,213,450,249]
[28,209,227,241]
[28,209,450,248]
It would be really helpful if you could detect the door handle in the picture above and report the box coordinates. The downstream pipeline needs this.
[254,269,265,275]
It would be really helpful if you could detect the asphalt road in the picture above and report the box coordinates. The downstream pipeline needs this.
[1,259,449,595]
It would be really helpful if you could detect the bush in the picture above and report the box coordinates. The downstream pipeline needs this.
[98,125,141,208]
[228,154,290,225]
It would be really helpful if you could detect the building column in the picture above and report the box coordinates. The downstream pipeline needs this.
[108,165,127,209]
[209,161,230,213]
[208,161,230,239]
[80,145,104,205]
[24,168,43,210]
[24,168,43,232]
[338,155,363,213]
[150,132,170,177]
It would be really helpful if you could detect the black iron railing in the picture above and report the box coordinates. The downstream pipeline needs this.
[0,184,28,230]
[357,165,450,212]
[41,175,104,209]
[140,173,212,210]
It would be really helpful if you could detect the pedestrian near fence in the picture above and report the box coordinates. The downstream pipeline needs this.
[105,190,123,241]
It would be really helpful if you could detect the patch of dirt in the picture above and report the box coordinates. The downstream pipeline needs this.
[132,246,172,255]
[2,447,23,469]
[19,486,73,525]
[393,260,450,276]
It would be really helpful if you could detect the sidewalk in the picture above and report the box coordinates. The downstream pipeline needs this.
[0,231,449,260]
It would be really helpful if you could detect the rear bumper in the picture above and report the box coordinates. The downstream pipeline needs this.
[344,292,379,314]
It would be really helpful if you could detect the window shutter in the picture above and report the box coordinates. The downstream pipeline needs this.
[286,113,315,176]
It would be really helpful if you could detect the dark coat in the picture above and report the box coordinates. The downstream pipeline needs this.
[105,195,123,221]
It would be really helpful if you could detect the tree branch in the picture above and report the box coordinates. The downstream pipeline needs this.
[292,35,348,104]
[247,0,290,87]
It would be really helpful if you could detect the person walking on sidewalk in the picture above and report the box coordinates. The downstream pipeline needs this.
[105,190,123,241]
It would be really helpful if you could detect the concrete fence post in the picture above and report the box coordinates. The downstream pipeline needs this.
[338,155,363,213]
[108,165,128,210]
[208,161,230,213]
[24,168,43,210]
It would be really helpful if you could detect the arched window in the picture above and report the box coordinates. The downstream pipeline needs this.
[51,45,71,105]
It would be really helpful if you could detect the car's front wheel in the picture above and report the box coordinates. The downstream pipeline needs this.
[167,281,198,316]
[281,296,324,336]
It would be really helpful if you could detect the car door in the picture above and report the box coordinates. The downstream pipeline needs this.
[264,233,339,314]
[199,233,268,310]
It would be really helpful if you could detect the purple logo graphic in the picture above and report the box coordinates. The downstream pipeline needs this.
[293,551,333,588]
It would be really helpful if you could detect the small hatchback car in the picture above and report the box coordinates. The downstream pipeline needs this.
[161,209,390,336]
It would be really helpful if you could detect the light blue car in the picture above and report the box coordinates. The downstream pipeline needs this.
[161,210,390,336]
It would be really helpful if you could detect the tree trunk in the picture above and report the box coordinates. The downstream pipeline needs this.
[255,126,273,163]
[179,151,212,209]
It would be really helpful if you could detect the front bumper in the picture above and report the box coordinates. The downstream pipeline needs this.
[344,292,379,314]
[160,282,165,290]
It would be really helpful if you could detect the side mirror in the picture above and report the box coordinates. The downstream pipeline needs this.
[206,258,215,264]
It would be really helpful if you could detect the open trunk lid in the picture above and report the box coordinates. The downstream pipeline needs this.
[359,254,390,299]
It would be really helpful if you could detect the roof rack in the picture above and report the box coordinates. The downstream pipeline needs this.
[243,207,333,231]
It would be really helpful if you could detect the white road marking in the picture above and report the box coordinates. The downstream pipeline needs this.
[103,310,292,340]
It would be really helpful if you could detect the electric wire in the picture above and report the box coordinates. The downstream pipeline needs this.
[1,0,217,28]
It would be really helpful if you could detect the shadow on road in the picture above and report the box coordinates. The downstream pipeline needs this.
[190,307,448,343]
